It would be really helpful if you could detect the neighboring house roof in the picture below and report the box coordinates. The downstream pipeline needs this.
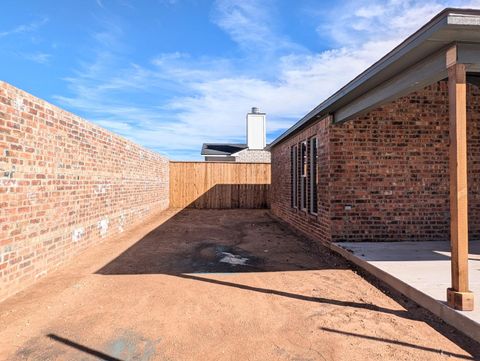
[268,8,480,149]
[201,143,272,156]
[201,143,248,156]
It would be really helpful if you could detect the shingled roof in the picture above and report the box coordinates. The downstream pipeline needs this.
[201,143,248,156]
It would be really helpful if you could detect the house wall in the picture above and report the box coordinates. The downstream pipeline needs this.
[234,149,271,163]
[270,116,332,242]
[0,81,169,301]
[270,81,480,243]
[204,156,236,162]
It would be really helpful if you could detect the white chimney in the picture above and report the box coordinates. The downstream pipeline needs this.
[246,107,266,150]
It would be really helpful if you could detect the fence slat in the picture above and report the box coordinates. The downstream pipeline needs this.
[169,162,271,209]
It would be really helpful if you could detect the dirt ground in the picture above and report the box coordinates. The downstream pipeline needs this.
[0,209,479,361]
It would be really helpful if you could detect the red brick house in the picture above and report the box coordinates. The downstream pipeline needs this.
[268,8,480,310]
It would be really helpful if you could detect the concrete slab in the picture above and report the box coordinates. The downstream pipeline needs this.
[336,241,480,342]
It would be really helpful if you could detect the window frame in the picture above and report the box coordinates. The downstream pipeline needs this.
[300,140,308,211]
[309,136,318,215]
[291,145,298,208]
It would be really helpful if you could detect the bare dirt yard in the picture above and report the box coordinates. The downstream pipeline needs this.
[0,209,479,361]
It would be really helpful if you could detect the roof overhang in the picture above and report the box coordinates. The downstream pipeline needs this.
[269,8,480,149]
[201,143,248,156]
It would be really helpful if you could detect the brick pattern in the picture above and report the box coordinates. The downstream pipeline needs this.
[0,81,169,301]
[234,149,271,163]
[271,116,332,242]
[271,81,480,243]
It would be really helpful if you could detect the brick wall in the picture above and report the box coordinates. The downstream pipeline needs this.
[0,81,169,301]
[271,81,480,243]
[271,116,332,242]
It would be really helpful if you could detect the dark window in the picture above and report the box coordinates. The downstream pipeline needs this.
[300,141,307,210]
[309,137,318,214]
[297,143,302,208]
[291,145,298,208]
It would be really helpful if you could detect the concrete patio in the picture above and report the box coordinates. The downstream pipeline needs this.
[336,241,480,343]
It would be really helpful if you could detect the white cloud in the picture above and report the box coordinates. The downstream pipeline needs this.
[21,52,51,64]
[54,0,479,160]
[319,0,480,46]
[212,0,302,54]
[0,17,49,38]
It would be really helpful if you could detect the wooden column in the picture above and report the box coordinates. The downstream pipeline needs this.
[447,59,474,311]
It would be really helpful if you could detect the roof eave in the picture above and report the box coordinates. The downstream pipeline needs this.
[269,8,480,149]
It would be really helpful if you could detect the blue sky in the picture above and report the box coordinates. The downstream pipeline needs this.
[1,0,478,159]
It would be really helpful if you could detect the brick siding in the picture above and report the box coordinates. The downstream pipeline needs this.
[271,117,332,242]
[271,81,480,243]
[0,81,169,301]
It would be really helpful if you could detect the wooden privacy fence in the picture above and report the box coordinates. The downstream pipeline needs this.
[169,162,271,209]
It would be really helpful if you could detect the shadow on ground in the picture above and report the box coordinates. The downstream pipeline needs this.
[96,207,343,275]
[94,206,480,359]
[10,204,480,361]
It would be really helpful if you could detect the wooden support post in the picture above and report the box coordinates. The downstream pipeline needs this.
[447,60,474,311]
